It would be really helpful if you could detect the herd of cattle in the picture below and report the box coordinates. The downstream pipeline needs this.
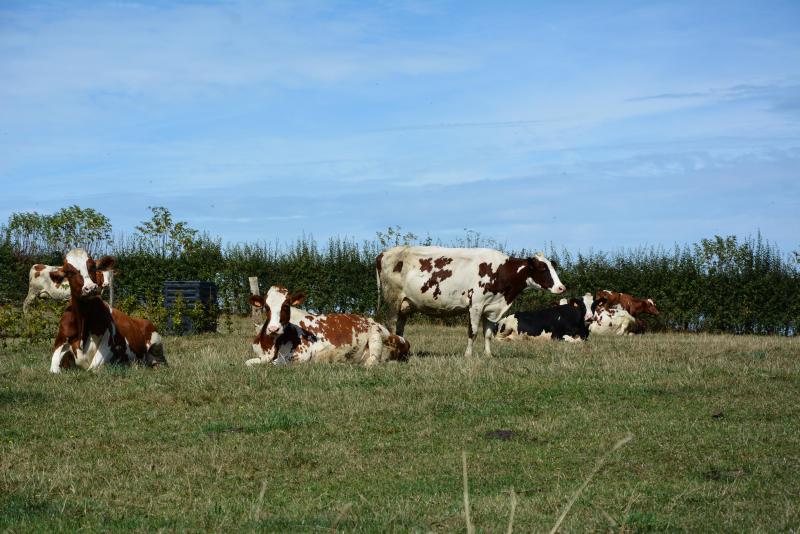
[25,246,659,372]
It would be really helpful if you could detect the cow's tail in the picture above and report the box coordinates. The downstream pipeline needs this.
[375,263,382,319]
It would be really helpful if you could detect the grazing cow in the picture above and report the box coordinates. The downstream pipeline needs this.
[376,246,565,357]
[594,290,659,316]
[48,249,166,373]
[496,294,593,342]
[246,286,410,367]
[23,263,112,313]
[588,298,639,336]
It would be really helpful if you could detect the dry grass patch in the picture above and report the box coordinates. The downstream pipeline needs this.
[1,322,799,531]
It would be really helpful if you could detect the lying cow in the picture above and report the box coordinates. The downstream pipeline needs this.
[588,297,639,336]
[48,249,166,373]
[594,290,659,316]
[247,286,410,367]
[496,294,593,342]
[377,246,565,357]
[23,262,112,313]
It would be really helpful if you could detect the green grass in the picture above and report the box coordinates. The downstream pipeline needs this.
[1,320,799,532]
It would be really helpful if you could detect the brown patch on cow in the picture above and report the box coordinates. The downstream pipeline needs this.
[434,257,452,269]
[420,265,453,299]
[315,314,370,347]
[477,258,535,304]
[419,258,433,272]
[528,256,555,291]
[393,261,403,273]
[34,264,46,272]
[376,252,384,273]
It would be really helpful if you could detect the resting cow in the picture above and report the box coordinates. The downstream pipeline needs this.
[48,249,166,373]
[376,246,565,357]
[23,263,112,313]
[588,297,639,336]
[594,290,659,316]
[247,286,410,367]
[496,294,593,342]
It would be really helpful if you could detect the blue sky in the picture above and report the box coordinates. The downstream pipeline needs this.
[1,0,799,253]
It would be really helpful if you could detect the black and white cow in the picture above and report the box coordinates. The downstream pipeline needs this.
[376,246,565,357]
[495,294,593,342]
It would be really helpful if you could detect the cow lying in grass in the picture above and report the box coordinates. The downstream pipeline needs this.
[48,249,166,373]
[247,286,410,366]
[588,297,639,336]
[589,290,659,335]
[494,294,593,342]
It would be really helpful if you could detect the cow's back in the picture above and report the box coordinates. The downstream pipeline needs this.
[379,246,510,313]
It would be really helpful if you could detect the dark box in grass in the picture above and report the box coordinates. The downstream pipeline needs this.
[163,281,218,334]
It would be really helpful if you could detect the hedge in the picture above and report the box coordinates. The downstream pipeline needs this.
[1,233,798,336]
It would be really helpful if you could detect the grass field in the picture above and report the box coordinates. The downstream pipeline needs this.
[1,319,799,532]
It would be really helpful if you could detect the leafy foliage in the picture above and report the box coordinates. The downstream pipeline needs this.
[2,208,798,336]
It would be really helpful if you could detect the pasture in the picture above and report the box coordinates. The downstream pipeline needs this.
[1,320,799,532]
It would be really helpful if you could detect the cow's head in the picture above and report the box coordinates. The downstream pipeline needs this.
[591,296,608,319]
[526,253,566,294]
[628,297,659,316]
[249,285,306,337]
[49,249,115,301]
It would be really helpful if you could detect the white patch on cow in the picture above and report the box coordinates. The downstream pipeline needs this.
[563,335,584,343]
[559,298,568,305]
[264,287,290,335]
[582,293,594,322]
[517,265,526,273]
[495,315,519,338]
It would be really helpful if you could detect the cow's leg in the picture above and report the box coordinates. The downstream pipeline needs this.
[87,333,114,371]
[464,307,483,358]
[394,299,413,337]
[364,326,385,367]
[50,344,72,373]
[482,317,494,357]
[22,290,37,314]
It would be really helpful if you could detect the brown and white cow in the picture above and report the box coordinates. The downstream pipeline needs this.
[246,286,410,367]
[376,246,565,357]
[23,263,112,313]
[588,297,639,336]
[594,290,659,317]
[48,249,165,373]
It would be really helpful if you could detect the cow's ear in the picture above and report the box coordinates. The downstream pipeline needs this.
[529,257,548,271]
[49,269,66,284]
[249,295,264,308]
[96,255,115,271]
[290,292,306,306]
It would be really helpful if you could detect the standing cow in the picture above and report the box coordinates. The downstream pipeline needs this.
[23,263,112,313]
[48,249,165,372]
[247,286,410,367]
[376,246,565,357]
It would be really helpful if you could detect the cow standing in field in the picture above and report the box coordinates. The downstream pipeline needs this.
[247,286,410,367]
[376,246,565,357]
[48,249,166,373]
[23,263,112,313]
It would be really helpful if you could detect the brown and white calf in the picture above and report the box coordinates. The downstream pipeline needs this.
[376,246,565,357]
[246,286,410,367]
[48,249,165,373]
[23,263,112,313]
